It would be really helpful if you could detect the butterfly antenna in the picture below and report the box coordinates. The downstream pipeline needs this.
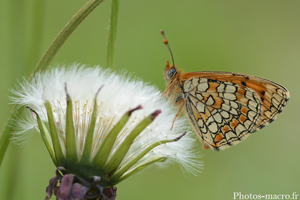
[160,30,175,66]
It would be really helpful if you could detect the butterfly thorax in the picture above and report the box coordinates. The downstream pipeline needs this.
[163,61,185,108]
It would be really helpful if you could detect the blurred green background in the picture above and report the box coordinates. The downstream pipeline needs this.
[0,0,299,199]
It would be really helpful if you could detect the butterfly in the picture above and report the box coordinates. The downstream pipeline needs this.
[160,30,290,150]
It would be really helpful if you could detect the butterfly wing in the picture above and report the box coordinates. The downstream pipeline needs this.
[181,72,289,150]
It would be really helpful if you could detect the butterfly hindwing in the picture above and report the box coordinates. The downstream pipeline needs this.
[182,71,289,129]
[181,72,289,150]
[183,77,261,149]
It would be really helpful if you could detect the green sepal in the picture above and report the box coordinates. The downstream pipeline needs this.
[80,86,103,165]
[103,110,161,175]
[65,84,78,165]
[112,155,167,185]
[26,107,57,165]
[110,132,186,181]
[44,102,65,166]
[91,105,142,171]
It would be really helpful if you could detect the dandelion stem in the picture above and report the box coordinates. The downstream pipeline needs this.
[106,0,119,69]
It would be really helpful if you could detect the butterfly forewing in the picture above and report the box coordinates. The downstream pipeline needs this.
[180,72,289,150]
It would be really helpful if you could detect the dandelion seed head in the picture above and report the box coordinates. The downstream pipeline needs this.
[11,64,202,174]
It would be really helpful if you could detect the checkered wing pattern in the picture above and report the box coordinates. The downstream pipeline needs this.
[182,72,289,150]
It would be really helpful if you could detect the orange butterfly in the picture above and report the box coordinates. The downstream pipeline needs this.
[161,30,290,150]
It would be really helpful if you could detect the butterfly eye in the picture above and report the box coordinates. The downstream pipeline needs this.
[168,68,177,78]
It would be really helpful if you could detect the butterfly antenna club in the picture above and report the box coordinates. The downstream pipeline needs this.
[160,30,175,67]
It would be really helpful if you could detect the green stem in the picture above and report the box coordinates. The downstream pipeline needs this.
[0,106,22,167]
[0,0,26,167]
[106,0,119,69]
[0,0,104,167]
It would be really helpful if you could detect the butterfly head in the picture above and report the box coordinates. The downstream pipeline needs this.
[163,61,178,82]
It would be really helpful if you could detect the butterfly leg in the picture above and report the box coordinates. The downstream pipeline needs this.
[177,108,184,120]
[170,99,186,130]
[161,79,176,97]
